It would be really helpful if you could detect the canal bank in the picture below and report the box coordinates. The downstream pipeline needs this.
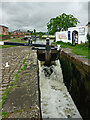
[1,44,88,119]
[1,47,41,119]
[59,48,90,119]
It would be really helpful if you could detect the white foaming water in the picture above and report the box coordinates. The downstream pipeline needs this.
[38,60,82,119]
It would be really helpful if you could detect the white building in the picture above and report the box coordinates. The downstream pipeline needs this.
[56,26,89,44]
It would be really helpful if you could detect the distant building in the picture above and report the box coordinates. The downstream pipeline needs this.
[0,25,9,35]
[11,30,24,38]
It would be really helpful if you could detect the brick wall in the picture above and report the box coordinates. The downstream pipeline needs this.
[11,31,24,38]
[10,35,24,38]
[0,26,9,35]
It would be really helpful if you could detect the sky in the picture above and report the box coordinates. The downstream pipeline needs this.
[0,0,89,32]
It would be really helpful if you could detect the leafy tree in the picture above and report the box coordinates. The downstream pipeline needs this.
[33,29,36,35]
[87,33,90,48]
[9,32,11,36]
[34,29,36,33]
[88,21,90,24]
[27,30,30,32]
[30,31,33,35]
[25,33,30,35]
[27,30,33,35]
[47,13,80,35]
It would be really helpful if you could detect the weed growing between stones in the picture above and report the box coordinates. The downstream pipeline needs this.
[23,58,26,64]
[0,112,7,119]
[0,58,28,119]
[22,64,27,71]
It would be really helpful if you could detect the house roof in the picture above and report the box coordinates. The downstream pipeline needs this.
[0,25,8,28]
[13,30,23,33]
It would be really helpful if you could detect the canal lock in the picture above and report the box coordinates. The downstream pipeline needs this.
[37,49,82,119]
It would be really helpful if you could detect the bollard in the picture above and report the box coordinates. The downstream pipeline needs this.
[31,38,32,44]
[46,37,50,45]
[28,38,30,45]
[28,37,32,45]
[45,37,51,65]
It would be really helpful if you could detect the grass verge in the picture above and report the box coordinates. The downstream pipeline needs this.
[0,38,27,49]
[55,41,90,59]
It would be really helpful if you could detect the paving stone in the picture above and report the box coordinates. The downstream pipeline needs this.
[2,46,40,119]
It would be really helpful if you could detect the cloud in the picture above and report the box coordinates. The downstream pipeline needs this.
[0,2,88,32]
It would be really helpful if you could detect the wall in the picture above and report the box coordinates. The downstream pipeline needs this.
[60,49,90,119]
[0,35,10,40]
[10,35,24,38]
[56,31,72,43]
[79,26,88,44]
[68,26,88,44]
[56,26,88,44]
[0,26,9,35]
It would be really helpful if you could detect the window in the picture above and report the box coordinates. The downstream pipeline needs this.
[3,28,5,32]
[68,31,71,40]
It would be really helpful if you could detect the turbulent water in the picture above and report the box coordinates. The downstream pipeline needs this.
[38,60,82,119]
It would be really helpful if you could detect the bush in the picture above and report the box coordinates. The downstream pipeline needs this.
[55,40,89,48]
[56,41,72,46]
[66,42,73,46]
[87,33,90,41]
[76,42,89,49]
[9,32,12,36]
[0,34,6,37]
[25,33,30,35]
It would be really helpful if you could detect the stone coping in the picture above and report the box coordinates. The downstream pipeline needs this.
[60,48,90,73]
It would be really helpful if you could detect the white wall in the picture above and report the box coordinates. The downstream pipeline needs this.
[68,26,88,44]
[78,26,88,44]
[56,31,72,43]
[56,26,88,44]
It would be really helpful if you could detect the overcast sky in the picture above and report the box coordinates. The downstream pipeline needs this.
[0,0,89,32]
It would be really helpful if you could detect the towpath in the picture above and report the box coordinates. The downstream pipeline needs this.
[0,46,40,119]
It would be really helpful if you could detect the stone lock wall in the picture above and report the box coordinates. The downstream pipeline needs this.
[59,49,90,119]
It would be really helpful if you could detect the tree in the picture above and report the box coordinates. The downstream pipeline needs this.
[25,33,29,35]
[27,30,30,32]
[47,13,80,35]
[88,21,90,24]
[27,30,33,35]
[34,29,36,33]
[87,33,90,48]
[9,32,11,36]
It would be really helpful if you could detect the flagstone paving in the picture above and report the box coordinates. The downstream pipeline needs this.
[0,46,40,119]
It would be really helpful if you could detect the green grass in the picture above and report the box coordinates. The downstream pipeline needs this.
[0,38,54,48]
[0,38,27,48]
[55,41,90,59]
[0,34,6,37]
[23,58,26,64]
[0,58,27,119]
[0,112,7,118]
[23,64,27,71]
